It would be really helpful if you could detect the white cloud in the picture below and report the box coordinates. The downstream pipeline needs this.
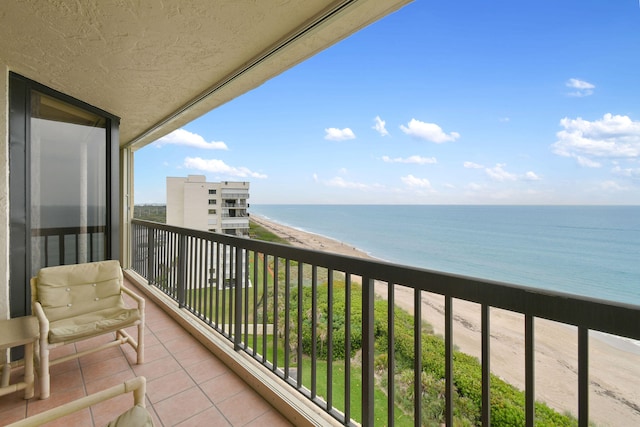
[401,174,432,189]
[464,161,484,169]
[373,116,389,136]
[524,171,541,181]
[482,164,541,182]
[183,157,267,179]
[400,119,460,143]
[382,155,437,164]
[312,173,319,182]
[599,180,625,191]
[552,114,640,166]
[612,165,640,178]
[325,127,356,141]
[155,128,228,150]
[566,78,595,97]
[576,156,601,168]
[485,164,517,181]
[326,176,369,189]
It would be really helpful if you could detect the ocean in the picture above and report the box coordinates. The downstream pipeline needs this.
[250,205,640,307]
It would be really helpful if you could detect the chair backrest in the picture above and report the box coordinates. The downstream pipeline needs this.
[33,260,124,322]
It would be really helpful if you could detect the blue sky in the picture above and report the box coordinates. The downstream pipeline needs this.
[135,0,640,205]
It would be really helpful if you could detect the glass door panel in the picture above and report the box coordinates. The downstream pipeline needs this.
[30,91,107,274]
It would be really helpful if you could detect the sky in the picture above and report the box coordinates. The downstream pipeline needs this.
[134,0,640,205]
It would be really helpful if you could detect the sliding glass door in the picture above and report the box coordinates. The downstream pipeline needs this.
[9,73,119,318]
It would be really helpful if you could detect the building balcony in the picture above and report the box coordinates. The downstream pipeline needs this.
[0,276,294,426]
[4,219,639,426]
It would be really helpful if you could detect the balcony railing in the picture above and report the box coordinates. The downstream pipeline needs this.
[32,225,106,266]
[130,219,640,427]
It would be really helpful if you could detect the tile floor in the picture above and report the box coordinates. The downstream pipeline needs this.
[0,280,293,426]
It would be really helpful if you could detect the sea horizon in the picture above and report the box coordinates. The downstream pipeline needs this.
[250,204,640,308]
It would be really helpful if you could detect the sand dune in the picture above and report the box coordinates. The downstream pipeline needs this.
[250,214,640,426]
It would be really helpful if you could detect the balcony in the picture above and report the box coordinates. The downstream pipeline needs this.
[126,219,640,426]
[0,276,293,426]
[4,220,639,426]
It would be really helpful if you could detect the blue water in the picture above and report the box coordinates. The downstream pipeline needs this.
[250,205,640,306]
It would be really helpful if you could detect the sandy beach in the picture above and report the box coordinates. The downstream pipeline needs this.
[250,214,640,426]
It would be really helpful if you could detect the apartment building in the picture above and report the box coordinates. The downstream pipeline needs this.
[166,175,250,236]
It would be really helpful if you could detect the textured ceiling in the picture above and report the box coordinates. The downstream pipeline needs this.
[1,0,410,149]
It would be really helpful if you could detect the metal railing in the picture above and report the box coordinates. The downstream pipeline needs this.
[130,219,640,427]
[32,225,106,266]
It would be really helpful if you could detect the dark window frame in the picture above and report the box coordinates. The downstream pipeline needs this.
[8,72,120,318]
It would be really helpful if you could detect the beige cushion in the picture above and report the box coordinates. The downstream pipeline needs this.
[36,260,125,322]
[35,260,141,343]
[106,404,154,427]
[48,306,141,344]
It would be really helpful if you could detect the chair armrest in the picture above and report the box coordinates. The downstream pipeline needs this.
[32,301,50,340]
[121,285,145,312]
[6,376,147,427]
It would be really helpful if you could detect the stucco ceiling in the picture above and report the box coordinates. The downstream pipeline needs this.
[1,0,410,149]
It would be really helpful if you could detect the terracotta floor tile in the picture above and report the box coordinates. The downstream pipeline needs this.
[84,369,135,395]
[48,358,80,376]
[0,405,28,425]
[153,386,212,426]
[78,345,124,367]
[49,368,84,392]
[80,355,131,382]
[132,354,182,381]
[147,369,196,404]
[199,372,246,403]
[243,409,294,427]
[183,356,229,384]
[26,386,86,416]
[171,343,214,368]
[153,325,194,344]
[162,334,206,355]
[175,406,231,427]
[215,389,271,426]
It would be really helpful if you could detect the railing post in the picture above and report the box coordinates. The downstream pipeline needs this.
[177,234,186,308]
[578,326,589,427]
[362,276,374,426]
[234,246,243,351]
[147,227,155,285]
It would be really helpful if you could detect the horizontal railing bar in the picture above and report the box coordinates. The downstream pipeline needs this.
[132,219,640,340]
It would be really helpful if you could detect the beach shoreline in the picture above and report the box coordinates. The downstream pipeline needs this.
[250,214,640,426]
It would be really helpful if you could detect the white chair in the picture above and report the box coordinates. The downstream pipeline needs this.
[31,260,145,399]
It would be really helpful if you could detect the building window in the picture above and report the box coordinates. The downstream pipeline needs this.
[208,189,216,194]
[208,199,216,205]
[208,209,217,214]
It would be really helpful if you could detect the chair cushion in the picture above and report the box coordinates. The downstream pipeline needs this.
[36,260,125,322]
[106,404,154,427]
[48,306,141,344]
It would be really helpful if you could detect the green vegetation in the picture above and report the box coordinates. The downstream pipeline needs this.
[280,279,578,426]
[175,219,580,426]
[133,204,166,222]
[249,219,290,245]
